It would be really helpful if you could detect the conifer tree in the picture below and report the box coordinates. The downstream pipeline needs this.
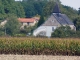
[78,8,80,15]
[37,14,45,27]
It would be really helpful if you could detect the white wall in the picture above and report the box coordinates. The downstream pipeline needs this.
[33,26,57,37]
[45,26,57,37]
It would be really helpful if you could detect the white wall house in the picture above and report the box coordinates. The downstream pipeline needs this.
[33,26,57,37]
[18,17,40,29]
[33,3,76,37]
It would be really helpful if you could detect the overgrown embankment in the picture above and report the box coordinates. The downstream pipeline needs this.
[0,37,80,55]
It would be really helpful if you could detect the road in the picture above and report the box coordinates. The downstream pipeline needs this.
[0,55,80,60]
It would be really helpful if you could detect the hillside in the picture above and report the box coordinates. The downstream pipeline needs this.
[0,0,80,37]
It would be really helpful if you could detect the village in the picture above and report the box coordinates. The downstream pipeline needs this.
[0,0,78,37]
[0,0,80,59]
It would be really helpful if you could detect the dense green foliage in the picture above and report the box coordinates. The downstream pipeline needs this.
[0,37,80,55]
[0,0,25,20]
[51,26,76,38]
[21,0,47,17]
[78,8,80,15]
[0,0,80,37]
[5,14,21,36]
[0,0,79,21]
[37,14,45,27]
[0,27,5,36]
[20,25,37,35]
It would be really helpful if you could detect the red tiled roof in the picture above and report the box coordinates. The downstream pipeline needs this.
[18,18,35,23]
[33,17,40,21]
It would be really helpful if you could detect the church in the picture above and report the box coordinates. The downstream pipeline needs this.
[33,3,76,37]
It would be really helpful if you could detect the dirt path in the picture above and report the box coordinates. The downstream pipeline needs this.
[0,55,80,60]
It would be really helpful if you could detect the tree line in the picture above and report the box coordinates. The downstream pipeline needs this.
[0,0,80,37]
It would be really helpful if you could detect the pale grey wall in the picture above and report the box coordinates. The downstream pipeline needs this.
[33,26,57,37]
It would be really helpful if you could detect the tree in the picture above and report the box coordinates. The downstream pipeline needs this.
[20,22,37,34]
[33,1,46,15]
[5,14,21,36]
[73,16,80,31]
[21,0,47,17]
[43,1,55,16]
[0,0,25,20]
[78,8,80,15]
[21,1,36,17]
[15,2,25,17]
[51,26,75,38]
[37,14,45,27]
[20,26,32,34]
[61,5,78,20]
[0,26,5,36]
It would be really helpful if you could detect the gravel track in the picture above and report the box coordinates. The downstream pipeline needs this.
[0,55,80,60]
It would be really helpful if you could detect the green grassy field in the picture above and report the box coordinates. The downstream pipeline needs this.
[0,37,80,55]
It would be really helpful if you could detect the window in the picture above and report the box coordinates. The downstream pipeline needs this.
[52,27,54,31]
[52,20,54,22]
[27,22,29,25]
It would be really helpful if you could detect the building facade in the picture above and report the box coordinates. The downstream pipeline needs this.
[33,3,76,37]
[18,17,40,28]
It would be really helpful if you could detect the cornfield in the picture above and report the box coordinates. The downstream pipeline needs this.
[0,37,80,55]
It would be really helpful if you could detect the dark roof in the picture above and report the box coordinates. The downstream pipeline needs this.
[53,3,61,13]
[42,3,74,26]
[42,13,74,26]
[53,14,74,25]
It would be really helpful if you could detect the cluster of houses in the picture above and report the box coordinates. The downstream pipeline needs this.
[0,3,76,37]
[0,17,40,28]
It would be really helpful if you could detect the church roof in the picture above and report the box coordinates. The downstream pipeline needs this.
[42,13,74,26]
[53,3,61,13]
[53,14,74,25]
[42,3,74,26]
[42,15,60,26]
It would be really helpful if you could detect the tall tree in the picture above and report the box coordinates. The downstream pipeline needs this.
[78,8,80,15]
[43,1,55,16]
[73,16,80,31]
[37,14,45,27]
[21,1,36,17]
[21,0,47,17]
[5,14,21,36]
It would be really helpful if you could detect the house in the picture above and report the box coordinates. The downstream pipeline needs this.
[33,3,76,37]
[0,17,39,29]
[18,17,39,28]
